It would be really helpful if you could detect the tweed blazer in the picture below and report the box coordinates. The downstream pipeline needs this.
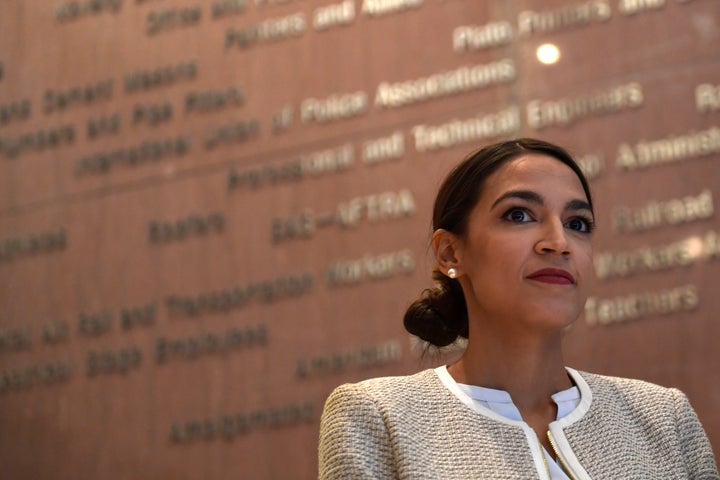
[318,368,719,479]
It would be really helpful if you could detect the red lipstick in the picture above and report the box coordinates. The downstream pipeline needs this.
[527,268,575,285]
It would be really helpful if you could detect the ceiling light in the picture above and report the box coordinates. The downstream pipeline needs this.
[536,43,561,65]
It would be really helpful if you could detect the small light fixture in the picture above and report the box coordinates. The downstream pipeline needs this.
[685,236,705,259]
[536,43,561,65]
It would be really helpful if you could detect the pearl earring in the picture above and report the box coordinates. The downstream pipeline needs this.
[447,268,457,279]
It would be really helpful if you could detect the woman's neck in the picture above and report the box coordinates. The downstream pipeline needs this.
[447,330,573,412]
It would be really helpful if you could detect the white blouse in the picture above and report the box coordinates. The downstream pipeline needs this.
[451,371,581,480]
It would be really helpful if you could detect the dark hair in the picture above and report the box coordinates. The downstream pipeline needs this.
[403,138,593,348]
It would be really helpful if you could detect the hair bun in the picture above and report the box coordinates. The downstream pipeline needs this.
[403,270,468,347]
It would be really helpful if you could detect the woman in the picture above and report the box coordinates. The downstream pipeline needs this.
[318,138,718,479]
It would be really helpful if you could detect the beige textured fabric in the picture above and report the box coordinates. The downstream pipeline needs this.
[318,369,719,479]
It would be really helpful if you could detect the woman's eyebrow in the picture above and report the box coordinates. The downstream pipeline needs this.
[565,199,593,213]
[491,190,543,209]
[491,191,593,214]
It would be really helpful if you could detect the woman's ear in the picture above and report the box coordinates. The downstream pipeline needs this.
[433,229,462,276]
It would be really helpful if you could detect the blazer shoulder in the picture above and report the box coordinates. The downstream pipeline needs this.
[578,370,685,414]
[324,368,442,411]
[580,370,677,395]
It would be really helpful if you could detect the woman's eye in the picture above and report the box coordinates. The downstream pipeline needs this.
[505,208,532,223]
[566,217,594,233]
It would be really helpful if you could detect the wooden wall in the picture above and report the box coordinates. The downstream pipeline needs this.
[0,0,718,478]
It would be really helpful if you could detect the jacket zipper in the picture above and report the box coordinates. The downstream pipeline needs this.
[536,436,552,479]
[547,431,577,480]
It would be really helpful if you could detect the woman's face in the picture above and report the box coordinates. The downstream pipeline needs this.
[454,154,594,333]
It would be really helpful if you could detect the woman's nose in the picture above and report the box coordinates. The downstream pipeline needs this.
[534,219,571,256]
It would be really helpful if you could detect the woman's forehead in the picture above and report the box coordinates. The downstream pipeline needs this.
[485,154,585,193]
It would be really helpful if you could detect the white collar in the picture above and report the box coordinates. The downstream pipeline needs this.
[434,365,593,428]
